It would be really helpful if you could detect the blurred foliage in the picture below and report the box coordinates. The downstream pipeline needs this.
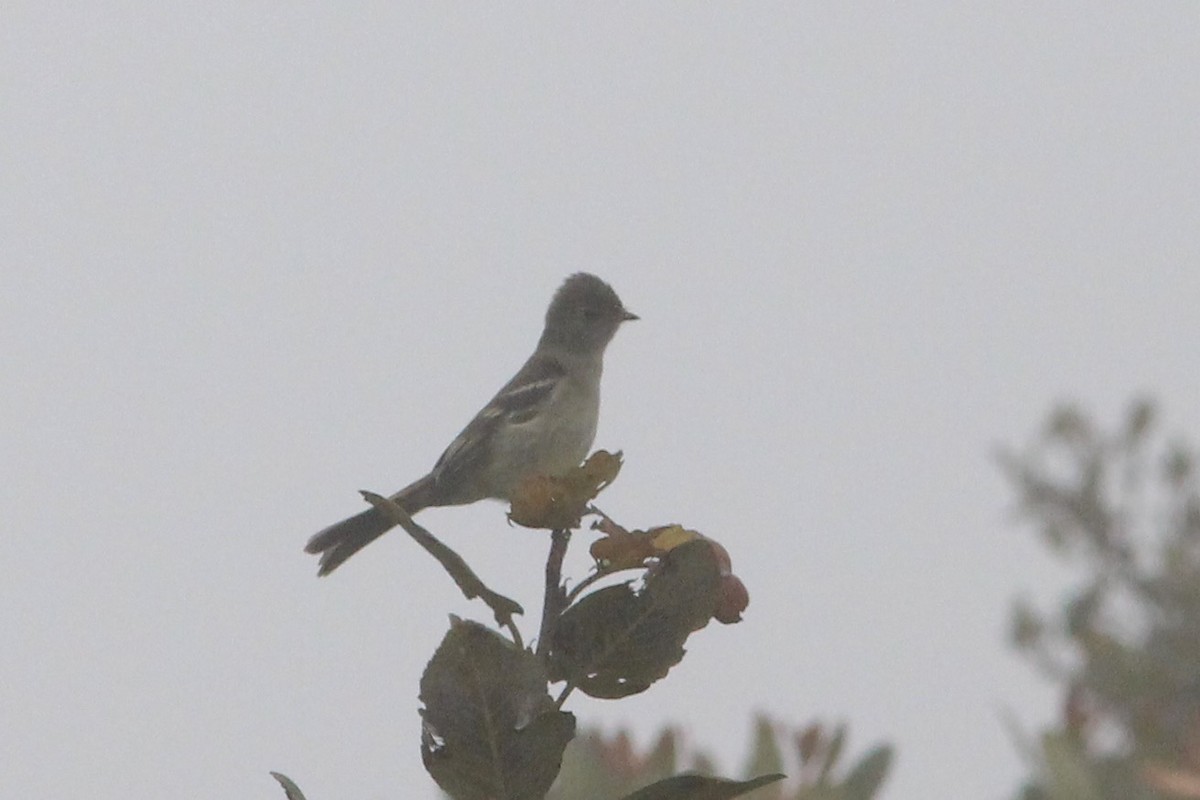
[1001,400,1200,799]
[546,716,891,800]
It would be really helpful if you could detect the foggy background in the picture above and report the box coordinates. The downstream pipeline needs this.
[3,5,1199,799]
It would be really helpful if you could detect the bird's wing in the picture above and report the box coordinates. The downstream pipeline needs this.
[429,352,567,487]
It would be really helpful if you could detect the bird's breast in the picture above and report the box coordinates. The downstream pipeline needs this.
[485,373,601,497]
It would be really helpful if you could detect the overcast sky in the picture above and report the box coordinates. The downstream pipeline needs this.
[4,5,1199,800]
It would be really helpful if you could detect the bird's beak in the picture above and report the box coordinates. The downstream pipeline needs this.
[622,309,640,322]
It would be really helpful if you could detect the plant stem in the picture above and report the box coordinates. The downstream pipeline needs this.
[537,528,572,658]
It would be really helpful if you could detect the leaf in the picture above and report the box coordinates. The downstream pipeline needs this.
[651,525,701,552]
[620,773,786,800]
[420,618,575,800]
[509,450,622,530]
[590,525,717,573]
[269,772,308,800]
[548,540,722,698]
[580,449,624,486]
[839,745,893,800]
[590,527,662,570]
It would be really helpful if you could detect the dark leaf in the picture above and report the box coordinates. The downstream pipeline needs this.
[420,618,575,800]
[548,541,721,698]
[269,772,307,800]
[620,773,785,800]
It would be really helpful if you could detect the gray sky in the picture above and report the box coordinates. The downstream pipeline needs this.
[4,5,1199,800]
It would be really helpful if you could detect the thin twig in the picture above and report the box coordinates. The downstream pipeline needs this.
[360,491,524,632]
[506,620,524,651]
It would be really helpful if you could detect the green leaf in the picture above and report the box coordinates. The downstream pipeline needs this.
[839,745,893,800]
[420,618,575,800]
[620,773,785,800]
[548,541,721,699]
[269,772,308,800]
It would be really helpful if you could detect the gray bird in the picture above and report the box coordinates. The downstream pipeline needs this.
[306,273,637,575]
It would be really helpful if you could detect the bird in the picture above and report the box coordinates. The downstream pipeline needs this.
[305,273,637,576]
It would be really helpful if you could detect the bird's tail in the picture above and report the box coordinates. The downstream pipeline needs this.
[305,474,435,576]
